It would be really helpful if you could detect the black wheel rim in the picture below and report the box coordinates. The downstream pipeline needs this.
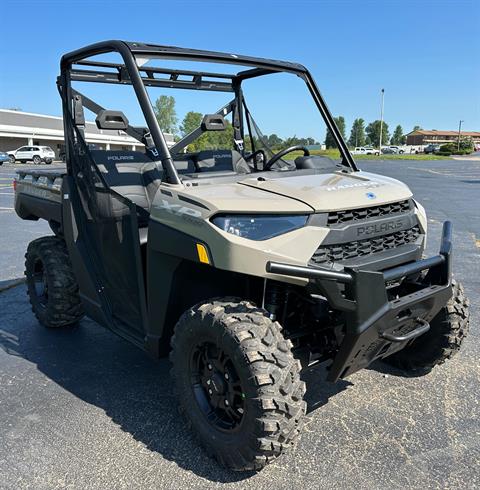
[33,259,48,307]
[190,342,245,431]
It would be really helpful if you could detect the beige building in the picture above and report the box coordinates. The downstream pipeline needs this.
[0,109,174,159]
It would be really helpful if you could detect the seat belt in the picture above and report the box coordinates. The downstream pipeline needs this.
[73,94,86,140]
[232,85,244,153]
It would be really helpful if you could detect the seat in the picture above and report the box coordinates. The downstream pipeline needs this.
[90,150,162,212]
[172,155,196,174]
[191,149,251,174]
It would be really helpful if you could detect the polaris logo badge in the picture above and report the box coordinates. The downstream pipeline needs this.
[107,155,134,161]
[357,220,404,236]
[366,192,376,199]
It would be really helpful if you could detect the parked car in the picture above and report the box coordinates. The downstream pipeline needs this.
[0,151,10,165]
[388,146,405,154]
[424,144,441,154]
[351,147,380,156]
[381,147,396,154]
[7,146,55,164]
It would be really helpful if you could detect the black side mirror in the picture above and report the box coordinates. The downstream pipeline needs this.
[95,110,129,130]
[201,114,226,131]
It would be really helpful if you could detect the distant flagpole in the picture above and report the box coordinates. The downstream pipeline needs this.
[379,88,385,151]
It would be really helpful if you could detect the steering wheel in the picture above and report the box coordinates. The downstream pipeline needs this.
[264,145,310,170]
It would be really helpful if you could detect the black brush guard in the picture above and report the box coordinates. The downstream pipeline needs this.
[266,221,453,382]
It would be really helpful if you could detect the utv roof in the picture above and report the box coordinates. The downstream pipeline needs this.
[125,41,308,72]
[61,40,308,76]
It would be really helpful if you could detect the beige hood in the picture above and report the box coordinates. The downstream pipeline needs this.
[239,170,412,212]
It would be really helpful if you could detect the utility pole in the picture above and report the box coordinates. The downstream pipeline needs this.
[379,88,385,151]
[457,120,464,152]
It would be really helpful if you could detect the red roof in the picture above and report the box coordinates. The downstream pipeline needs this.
[407,129,480,137]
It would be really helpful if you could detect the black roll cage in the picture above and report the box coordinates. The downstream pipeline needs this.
[59,40,357,185]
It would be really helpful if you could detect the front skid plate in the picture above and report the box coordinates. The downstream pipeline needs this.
[327,283,452,381]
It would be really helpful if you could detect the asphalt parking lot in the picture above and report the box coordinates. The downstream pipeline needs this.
[0,158,479,489]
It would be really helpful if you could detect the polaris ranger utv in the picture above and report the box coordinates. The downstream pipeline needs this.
[15,40,469,471]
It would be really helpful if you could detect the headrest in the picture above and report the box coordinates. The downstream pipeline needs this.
[195,150,238,172]
[89,150,153,167]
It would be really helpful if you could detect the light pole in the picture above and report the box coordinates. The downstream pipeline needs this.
[379,88,385,151]
[457,120,464,153]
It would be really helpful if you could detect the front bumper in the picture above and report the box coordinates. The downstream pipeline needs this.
[266,221,453,382]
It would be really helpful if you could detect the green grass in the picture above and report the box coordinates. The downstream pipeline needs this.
[354,153,450,160]
[285,149,450,161]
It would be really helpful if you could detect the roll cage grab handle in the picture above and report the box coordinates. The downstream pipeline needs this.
[59,40,357,185]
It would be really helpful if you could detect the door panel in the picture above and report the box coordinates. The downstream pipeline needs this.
[64,129,148,342]
[16,147,29,159]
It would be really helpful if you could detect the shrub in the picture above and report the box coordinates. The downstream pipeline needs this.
[439,138,474,155]
[459,136,474,152]
[440,143,456,153]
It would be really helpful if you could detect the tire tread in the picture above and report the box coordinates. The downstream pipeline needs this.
[170,297,306,471]
[25,236,84,328]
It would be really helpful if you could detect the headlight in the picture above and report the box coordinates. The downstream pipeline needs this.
[211,214,308,240]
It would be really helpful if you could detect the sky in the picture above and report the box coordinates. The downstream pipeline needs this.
[1,0,479,142]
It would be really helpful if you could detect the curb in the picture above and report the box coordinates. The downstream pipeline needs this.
[0,277,26,293]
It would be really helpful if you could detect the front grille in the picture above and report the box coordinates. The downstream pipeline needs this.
[310,226,421,265]
[327,200,411,226]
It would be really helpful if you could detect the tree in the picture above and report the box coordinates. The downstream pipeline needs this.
[348,118,366,148]
[267,134,283,149]
[153,95,178,135]
[180,111,203,136]
[365,120,390,148]
[180,113,235,152]
[324,116,346,149]
[391,124,406,145]
[412,125,422,132]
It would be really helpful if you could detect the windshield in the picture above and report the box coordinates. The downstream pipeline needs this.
[241,72,342,166]
[142,61,347,170]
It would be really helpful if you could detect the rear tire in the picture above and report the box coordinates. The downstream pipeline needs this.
[170,298,306,471]
[383,280,469,374]
[25,236,84,328]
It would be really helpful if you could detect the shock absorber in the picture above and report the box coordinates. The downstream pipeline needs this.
[264,282,287,321]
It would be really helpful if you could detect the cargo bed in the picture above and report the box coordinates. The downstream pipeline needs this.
[14,166,67,225]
